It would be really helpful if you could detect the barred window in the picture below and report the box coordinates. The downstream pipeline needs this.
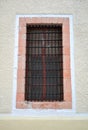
[16,17,72,109]
[25,25,63,101]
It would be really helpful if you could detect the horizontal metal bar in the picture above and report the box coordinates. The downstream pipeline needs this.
[27,39,62,41]
[26,54,63,56]
[25,76,63,78]
[26,46,63,48]
[25,69,62,71]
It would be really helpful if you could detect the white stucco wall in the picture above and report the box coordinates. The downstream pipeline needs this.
[0,0,88,113]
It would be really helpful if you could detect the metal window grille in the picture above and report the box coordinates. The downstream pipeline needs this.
[25,24,63,101]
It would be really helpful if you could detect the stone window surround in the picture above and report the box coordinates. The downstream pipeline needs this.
[16,16,72,109]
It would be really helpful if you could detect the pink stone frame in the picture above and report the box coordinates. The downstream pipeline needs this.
[16,17,72,109]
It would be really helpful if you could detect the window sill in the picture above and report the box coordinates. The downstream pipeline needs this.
[12,108,74,117]
[16,101,72,109]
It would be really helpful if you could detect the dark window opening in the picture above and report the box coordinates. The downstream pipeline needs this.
[25,24,63,101]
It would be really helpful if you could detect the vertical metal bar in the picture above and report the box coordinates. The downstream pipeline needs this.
[55,29,58,100]
[42,51,46,99]
[27,34,31,99]
[30,32,32,100]
[51,32,53,57]
[27,28,30,100]
[42,31,46,100]
[51,31,53,100]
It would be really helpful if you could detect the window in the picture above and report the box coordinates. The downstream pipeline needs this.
[16,17,72,109]
[25,25,63,101]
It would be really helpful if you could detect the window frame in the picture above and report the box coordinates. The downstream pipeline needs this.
[15,16,72,109]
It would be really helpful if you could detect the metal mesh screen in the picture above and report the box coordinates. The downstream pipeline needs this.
[25,25,63,101]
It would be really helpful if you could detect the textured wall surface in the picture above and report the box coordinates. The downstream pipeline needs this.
[0,117,88,130]
[0,0,88,113]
